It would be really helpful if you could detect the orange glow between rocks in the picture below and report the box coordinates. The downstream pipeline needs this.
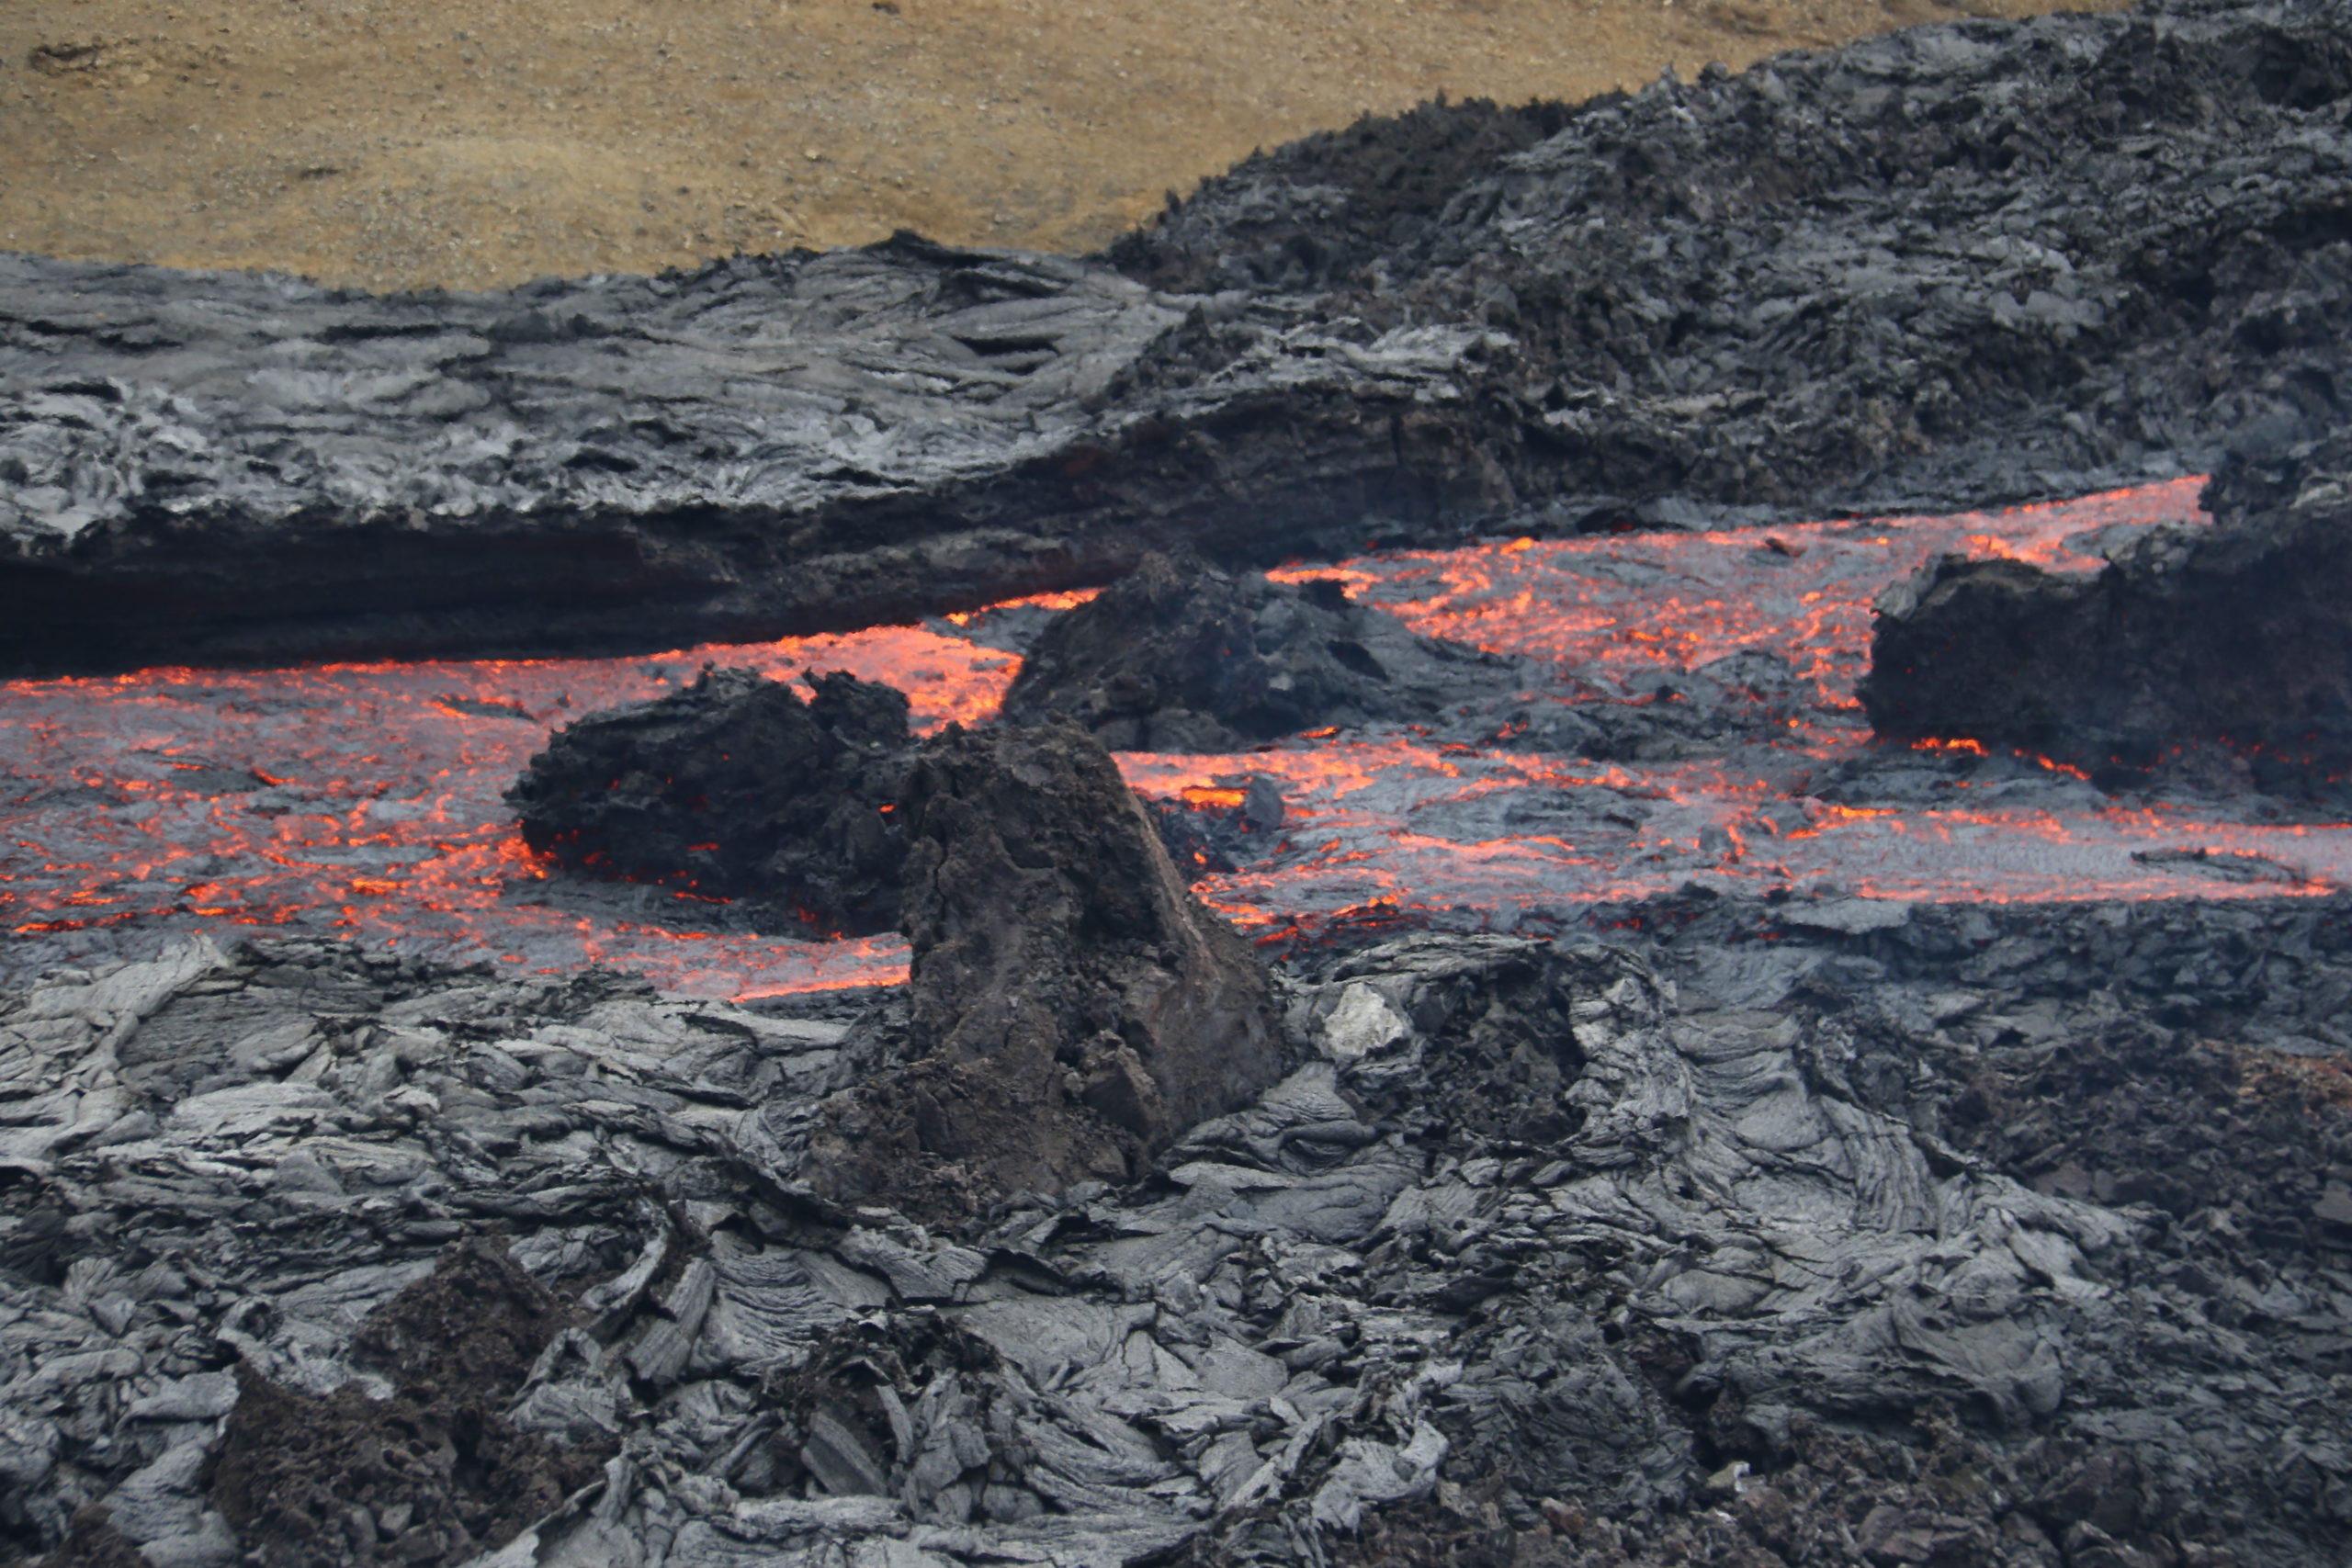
[942,587,1103,627]
[7,476,2346,998]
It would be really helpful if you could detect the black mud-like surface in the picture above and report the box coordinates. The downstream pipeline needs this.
[1863,434,2352,791]
[505,665,913,935]
[8,0,2352,671]
[1001,549,1529,750]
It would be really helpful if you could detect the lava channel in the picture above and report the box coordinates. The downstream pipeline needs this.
[8,479,2344,998]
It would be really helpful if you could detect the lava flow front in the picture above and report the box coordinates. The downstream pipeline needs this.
[5,479,2335,997]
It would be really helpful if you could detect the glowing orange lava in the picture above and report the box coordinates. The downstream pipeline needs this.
[0,615,1021,996]
[8,476,2340,999]
[1273,478,2210,705]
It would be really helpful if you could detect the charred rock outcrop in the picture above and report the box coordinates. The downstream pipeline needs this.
[1861,433,2352,789]
[12,0,2352,671]
[796,718,1287,1217]
[1001,550,1526,749]
[505,665,912,934]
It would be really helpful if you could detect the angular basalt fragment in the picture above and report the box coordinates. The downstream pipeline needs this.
[1001,548,1519,749]
[504,665,912,934]
[798,718,1286,1217]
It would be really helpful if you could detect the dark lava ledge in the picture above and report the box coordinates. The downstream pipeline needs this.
[8,0,2352,672]
[505,665,917,937]
[1864,427,2352,794]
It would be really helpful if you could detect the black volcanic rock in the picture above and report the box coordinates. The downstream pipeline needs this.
[505,665,912,934]
[1001,549,1525,749]
[797,718,1286,1219]
[1860,431,2352,789]
[1106,96,1577,294]
[11,0,2352,671]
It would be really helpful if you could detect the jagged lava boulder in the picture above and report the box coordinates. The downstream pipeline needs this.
[1001,548,1522,749]
[798,718,1286,1217]
[1860,433,2352,789]
[505,666,912,933]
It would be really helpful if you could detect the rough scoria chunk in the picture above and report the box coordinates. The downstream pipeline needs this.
[1001,548,1524,750]
[799,718,1286,1216]
[504,665,913,935]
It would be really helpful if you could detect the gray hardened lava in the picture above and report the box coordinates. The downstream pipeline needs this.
[14,0,2352,1563]
[504,665,914,936]
[791,717,1289,1222]
[1863,432,2352,795]
[2,897,2349,1567]
[7,0,2352,672]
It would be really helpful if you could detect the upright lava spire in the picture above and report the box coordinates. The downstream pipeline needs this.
[798,717,1287,1216]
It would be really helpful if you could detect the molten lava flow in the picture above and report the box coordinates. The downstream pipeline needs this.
[942,587,1103,627]
[1121,727,2347,944]
[1272,478,2210,705]
[0,617,1028,995]
[8,475,2344,998]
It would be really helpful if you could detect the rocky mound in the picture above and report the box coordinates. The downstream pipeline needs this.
[207,1240,605,1568]
[504,665,913,935]
[795,718,1287,1218]
[1861,432,2352,790]
[2,893,2349,1566]
[10,0,2352,671]
[1001,549,1527,749]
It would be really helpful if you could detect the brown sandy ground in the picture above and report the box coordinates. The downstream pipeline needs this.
[3,0,2119,294]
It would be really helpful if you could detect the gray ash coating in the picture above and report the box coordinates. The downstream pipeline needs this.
[1864,431,2352,795]
[2,892,2348,1568]
[6,0,2352,672]
[1001,549,1531,750]
[504,666,913,936]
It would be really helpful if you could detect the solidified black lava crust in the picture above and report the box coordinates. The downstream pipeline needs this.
[6,897,2351,1567]
[1863,431,2352,793]
[1000,548,1526,750]
[504,665,913,935]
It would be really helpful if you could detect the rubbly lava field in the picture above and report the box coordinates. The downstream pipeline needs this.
[6,1,2352,1566]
